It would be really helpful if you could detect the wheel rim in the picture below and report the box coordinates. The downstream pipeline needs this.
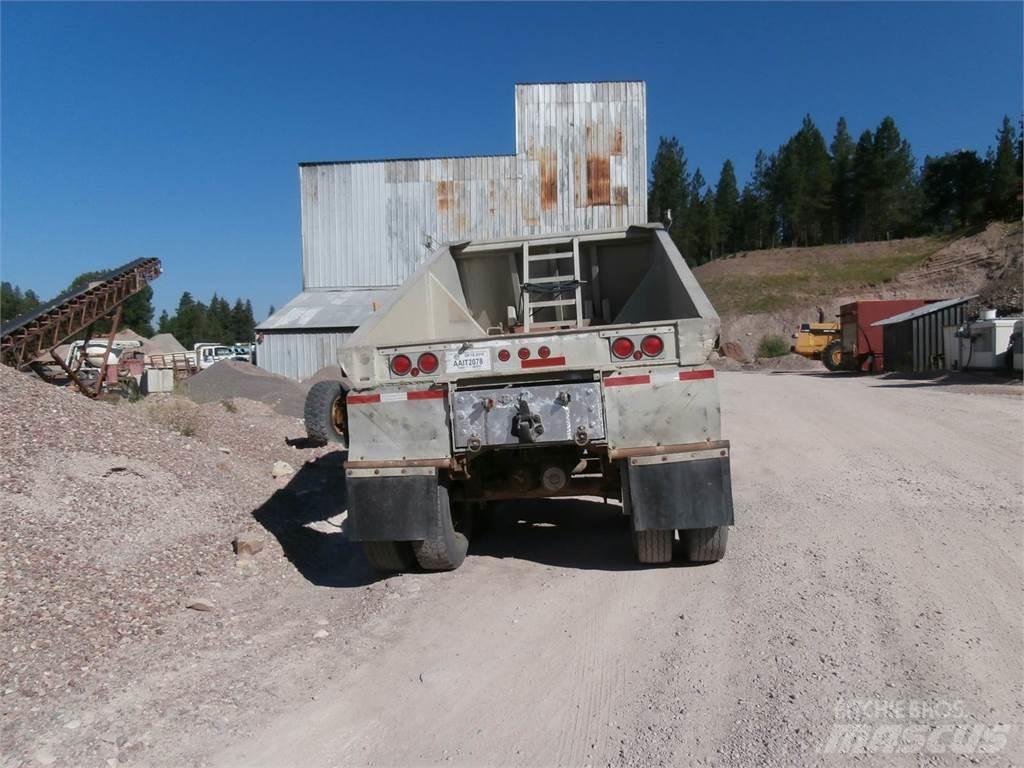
[331,397,346,438]
[830,348,842,366]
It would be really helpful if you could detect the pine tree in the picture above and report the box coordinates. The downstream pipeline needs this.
[830,118,856,242]
[682,169,707,264]
[0,282,40,325]
[714,160,739,255]
[922,151,988,229]
[775,115,832,245]
[871,117,916,239]
[988,116,1020,220]
[648,137,689,253]
[701,188,719,263]
[851,130,877,240]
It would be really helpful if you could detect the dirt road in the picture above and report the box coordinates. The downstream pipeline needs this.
[219,371,1022,767]
[5,371,1021,767]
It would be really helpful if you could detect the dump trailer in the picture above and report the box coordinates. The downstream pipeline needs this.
[304,224,734,572]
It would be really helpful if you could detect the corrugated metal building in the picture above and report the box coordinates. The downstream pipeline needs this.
[258,81,648,379]
[872,296,973,373]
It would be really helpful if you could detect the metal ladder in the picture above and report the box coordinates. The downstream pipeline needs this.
[521,236,583,332]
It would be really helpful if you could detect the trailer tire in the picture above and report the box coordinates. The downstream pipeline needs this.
[412,482,468,571]
[682,526,729,563]
[304,380,347,445]
[632,528,674,564]
[822,340,844,372]
[361,541,417,572]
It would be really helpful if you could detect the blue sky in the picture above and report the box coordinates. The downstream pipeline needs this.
[2,2,1021,320]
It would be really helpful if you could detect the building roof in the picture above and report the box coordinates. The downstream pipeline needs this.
[872,296,977,326]
[257,288,395,332]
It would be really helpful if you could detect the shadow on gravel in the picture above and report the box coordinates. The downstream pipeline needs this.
[767,369,1022,390]
[469,497,702,571]
[869,371,1022,390]
[252,450,385,588]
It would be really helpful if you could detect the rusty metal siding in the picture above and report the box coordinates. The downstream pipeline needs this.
[301,81,647,290]
[258,330,354,381]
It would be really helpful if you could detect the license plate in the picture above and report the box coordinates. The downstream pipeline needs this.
[445,348,491,374]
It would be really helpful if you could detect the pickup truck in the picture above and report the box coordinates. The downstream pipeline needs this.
[304,224,734,572]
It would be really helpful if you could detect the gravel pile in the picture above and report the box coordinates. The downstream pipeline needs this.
[0,365,324,762]
[181,360,307,418]
[145,333,186,355]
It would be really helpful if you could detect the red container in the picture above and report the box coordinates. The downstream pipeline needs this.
[839,300,935,372]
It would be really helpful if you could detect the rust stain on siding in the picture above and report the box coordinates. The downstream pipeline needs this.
[539,148,558,210]
[587,154,611,206]
[613,185,629,205]
[612,128,624,155]
[436,181,453,212]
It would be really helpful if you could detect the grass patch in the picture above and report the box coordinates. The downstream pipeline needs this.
[699,237,948,317]
[756,335,790,358]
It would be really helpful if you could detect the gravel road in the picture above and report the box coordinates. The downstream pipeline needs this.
[4,370,1020,767]
[220,371,1022,767]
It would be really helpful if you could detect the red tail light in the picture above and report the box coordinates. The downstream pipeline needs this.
[538,345,551,359]
[498,349,511,362]
[417,352,439,374]
[390,354,412,376]
[611,337,635,359]
[518,347,531,360]
[641,335,664,356]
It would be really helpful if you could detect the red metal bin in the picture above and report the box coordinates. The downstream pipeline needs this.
[839,300,935,372]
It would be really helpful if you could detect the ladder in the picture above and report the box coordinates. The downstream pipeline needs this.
[521,237,583,332]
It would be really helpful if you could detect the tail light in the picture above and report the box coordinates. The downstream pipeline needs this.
[538,345,551,359]
[498,349,511,362]
[640,335,664,357]
[417,352,439,374]
[390,354,412,376]
[611,337,635,359]
[518,347,531,360]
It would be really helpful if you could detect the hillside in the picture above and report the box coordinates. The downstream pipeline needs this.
[694,221,1023,359]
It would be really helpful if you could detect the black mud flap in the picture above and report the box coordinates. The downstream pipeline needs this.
[625,447,734,531]
[346,473,441,542]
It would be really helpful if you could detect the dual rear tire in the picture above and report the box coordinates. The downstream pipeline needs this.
[631,526,729,565]
[360,483,468,574]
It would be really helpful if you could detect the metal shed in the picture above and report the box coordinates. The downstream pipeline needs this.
[257,288,393,380]
[872,296,973,373]
[258,81,649,379]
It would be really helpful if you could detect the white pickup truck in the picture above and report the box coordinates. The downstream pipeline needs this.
[304,224,734,572]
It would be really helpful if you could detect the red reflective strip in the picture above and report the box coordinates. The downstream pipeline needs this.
[604,374,651,387]
[347,394,381,405]
[520,356,566,369]
[679,369,715,381]
[407,389,446,400]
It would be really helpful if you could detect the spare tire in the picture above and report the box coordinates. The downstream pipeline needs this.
[304,380,347,445]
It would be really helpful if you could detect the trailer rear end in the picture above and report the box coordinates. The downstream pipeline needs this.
[305,225,735,571]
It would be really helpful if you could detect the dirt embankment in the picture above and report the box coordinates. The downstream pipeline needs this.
[697,221,1023,362]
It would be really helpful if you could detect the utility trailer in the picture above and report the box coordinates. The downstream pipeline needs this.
[305,224,734,571]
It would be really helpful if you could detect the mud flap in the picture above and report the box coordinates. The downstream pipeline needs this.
[624,445,734,531]
[346,472,441,542]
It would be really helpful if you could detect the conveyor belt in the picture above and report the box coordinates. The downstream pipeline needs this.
[1,257,162,369]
